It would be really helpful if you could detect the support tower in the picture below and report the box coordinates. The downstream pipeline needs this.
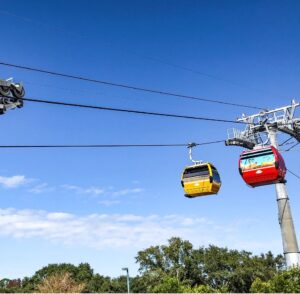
[226,100,300,267]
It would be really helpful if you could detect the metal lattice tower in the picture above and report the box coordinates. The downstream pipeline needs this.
[226,100,300,267]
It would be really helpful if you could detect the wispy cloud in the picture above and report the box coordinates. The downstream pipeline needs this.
[0,175,30,188]
[28,183,55,194]
[0,174,143,200]
[61,184,144,201]
[98,200,121,206]
[112,188,144,197]
[62,184,104,196]
[0,208,279,253]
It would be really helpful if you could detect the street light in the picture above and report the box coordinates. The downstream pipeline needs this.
[122,267,130,294]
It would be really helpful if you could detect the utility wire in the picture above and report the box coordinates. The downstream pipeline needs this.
[284,142,299,152]
[279,137,293,146]
[0,140,224,149]
[0,61,263,110]
[137,55,272,95]
[22,97,246,124]
[287,169,300,181]
[277,168,300,225]
[280,146,300,153]
[0,11,274,97]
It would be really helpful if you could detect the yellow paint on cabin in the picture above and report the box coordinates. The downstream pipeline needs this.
[181,163,221,198]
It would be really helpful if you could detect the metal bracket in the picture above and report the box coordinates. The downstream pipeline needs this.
[225,138,255,149]
[0,78,25,114]
[226,100,300,149]
[188,143,202,164]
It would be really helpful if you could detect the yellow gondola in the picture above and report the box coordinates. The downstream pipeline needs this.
[181,162,221,198]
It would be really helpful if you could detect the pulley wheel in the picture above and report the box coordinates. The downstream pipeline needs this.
[11,85,25,99]
[0,86,10,97]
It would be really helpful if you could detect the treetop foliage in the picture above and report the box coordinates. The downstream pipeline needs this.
[1,237,298,293]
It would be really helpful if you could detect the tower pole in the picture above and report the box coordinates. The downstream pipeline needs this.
[269,128,300,267]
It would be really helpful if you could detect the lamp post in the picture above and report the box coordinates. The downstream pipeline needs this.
[122,267,130,294]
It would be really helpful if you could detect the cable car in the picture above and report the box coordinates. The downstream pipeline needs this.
[239,146,286,187]
[181,163,221,198]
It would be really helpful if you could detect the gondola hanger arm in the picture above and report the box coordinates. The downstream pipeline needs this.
[188,143,202,164]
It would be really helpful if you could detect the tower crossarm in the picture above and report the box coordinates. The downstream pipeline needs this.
[277,119,300,143]
[237,100,299,125]
[226,100,300,148]
[226,100,300,268]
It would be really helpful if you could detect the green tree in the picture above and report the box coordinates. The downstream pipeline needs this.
[136,237,197,289]
[130,275,149,293]
[20,263,96,292]
[271,267,300,292]
[180,284,216,293]
[152,277,181,293]
[109,276,128,293]
[136,237,283,293]
[250,277,272,293]
[251,267,300,293]
[198,245,283,292]
[87,274,112,293]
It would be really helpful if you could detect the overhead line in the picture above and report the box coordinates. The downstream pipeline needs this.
[0,10,271,96]
[0,140,224,149]
[285,142,299,152]
[0,61,263,110]
[287,169,300,181]
[279,137,293,146]
[280,147,300,153]
[22,97,246,124]
[138,55,272,95]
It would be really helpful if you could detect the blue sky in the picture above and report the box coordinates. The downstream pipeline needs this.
[0,0,300,278]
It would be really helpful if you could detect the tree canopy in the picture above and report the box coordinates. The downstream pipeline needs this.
[135,237,285,292]
[1,236,297,293]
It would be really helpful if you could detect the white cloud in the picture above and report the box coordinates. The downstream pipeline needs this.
[0,208,279,253]
[0,175,29,188]
[62,184,104,196]
[98,200,121,206]
[112,188,144,197]
[62,184,143,198]
[28,183,54,194]
[47,212,73,220]
[61,184,83,193]
[83,187,105,195]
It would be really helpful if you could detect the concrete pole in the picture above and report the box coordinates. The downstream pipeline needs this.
[269,128,300,267]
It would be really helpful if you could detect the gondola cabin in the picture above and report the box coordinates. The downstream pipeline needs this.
[181,163,221,198]
[239,146,286,187]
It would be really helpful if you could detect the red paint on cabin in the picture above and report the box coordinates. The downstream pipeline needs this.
[239,146,286,187]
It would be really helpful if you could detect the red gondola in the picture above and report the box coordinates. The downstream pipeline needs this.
[239,146,286,187]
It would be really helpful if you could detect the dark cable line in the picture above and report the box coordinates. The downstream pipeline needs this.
[287,169,300,181]
[277,168,300,225]
[279,137,293,146]
[137,55,272,95]
[22,97,246,124]
[285,142,300,152]
[278,168,300,225]
[0,11,275,97]
[281,147,300,153]
[0,61,263,110]
[280,141,297,146]
[0,140,224,149]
